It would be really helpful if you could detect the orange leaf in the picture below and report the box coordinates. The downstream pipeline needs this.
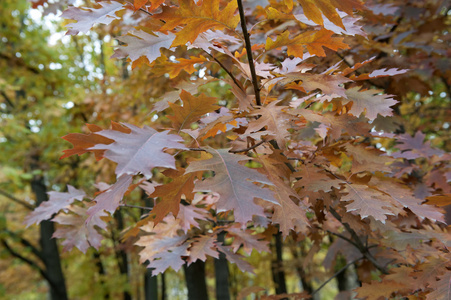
[150,168,198,225]
[168,90,219,132]
[134,0,148,10]
[60,122,128,160]
[298,0,365,30]
[152,55,207,78]
[266,29,349,58]
[153,0,240,47]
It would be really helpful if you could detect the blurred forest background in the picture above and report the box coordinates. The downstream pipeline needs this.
[0,0,450,299]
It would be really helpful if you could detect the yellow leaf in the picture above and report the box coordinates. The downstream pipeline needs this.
[152,55,207,78]
[266,29,349,58]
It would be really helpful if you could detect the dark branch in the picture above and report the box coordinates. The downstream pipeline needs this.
[0,189,34,210]
[311,256,363,296]
[203,50,244,92]
[1,239,51,283]
[229,140,266,153]
[1,91,15,108]
[139,8,153,17]
[237,0,261,106]
[121,204,153,211]
[329,207,389,274]
[4,229,44,262]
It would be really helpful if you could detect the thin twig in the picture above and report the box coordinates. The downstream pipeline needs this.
[237,0,261,106]
[329,207,389,274]
[327,230,360,250]
[0,189,34,210]
[139,8,153,17]
[229,140,266,153]
[311,256,363,296]
[203,50,244,92]
[121,204,153,211]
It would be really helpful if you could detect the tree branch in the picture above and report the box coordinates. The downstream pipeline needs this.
[4,229,44,262]
[1,239,51,283]
[203,50,244,92]
[311,256,363,296]
[121,204,153,211]
[0,189,34,210]
[329,207,389,274]
[139,8,153,17]
[1,90,15,109]
[237,0,261,106]
[229,140,266,153]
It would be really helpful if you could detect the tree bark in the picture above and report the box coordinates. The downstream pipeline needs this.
[271,231,287,295]
[31,173,68,300]
[114,211,132,300]
[214,232,230,300]
[184,260,209,300]
[144,268,158,300]
[93,252,110,299]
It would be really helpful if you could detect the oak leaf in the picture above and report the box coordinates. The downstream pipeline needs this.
[355,280,406,300]
[25,185,85,226]
[265,29,350,58]
[245,101,292,148]
[89,123,187,178]
[295,11,366,36]
[86,174,133,220]
[226,224,270,255]
[298,0,365,29]
[52,204,108,253]
[112,30,175,66]
[186,148,278,224]
[344,86,398,121]
[151,55,207,79]
[153,0,240,47]
[168,90,219,132]
[341,183,394,223]
[392,131,444,159]
[61,122,129,160]
[61,1,124,35]
[187,234,219,264]
[216,244,254,273]
[257,153,310,235]
[150,168,198,224]
[134,0,164,11]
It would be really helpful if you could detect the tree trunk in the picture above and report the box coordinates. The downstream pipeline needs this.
[31,174,68,300]
[215,232,230,300]
[114,211,132,300]
[144,268,158,300]
[271,231,287,295]
[142,191,159,300]
[93,252,110,299]
[184,260,209,300]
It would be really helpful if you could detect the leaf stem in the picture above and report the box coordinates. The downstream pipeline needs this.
[237,0,262,106]
[311,256,363,296]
